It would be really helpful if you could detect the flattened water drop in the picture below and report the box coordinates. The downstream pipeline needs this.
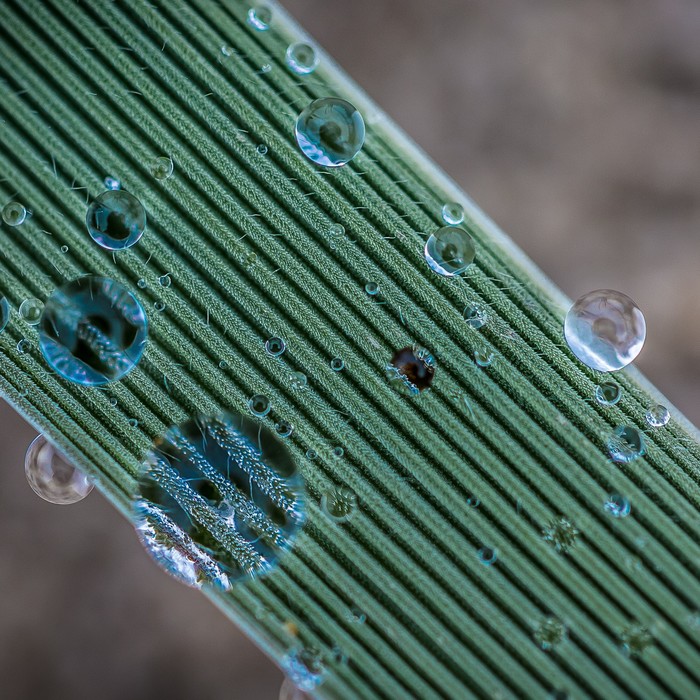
[387,346,435,396]
[424,226,476,277]
[441,202,465,225]
[247,5,272,30]
[19,298,44,326]
[646,404,670,428]
[564,290,645,372]
[607,425,645,463]
[0,295,10,333]
[604,494,631,518]
[134,412,306,589]
[25,435,93,505]
[38,275,148,386]
[2,201,27,227]
[86,189,147,250]
[286,42,319,75]
[321,486,357,523]
[595,381,621,406]
[295,97,365,167]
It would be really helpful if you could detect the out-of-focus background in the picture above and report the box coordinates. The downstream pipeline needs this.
[1,0,699,697]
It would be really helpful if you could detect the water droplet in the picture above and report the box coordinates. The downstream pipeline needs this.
[533,617,567,651]
[604,494,631,518]
[221,45,233,57]
[1,296,12,333]
[279,677,311,700]
[128,418,139,428]
[60,245,69,254]
[39,275,148,386]
[646,404,670,428]
[256,143,269,155]
[328,223,345,237]
[104,176,121,190]
[158,274,171,288]
[275,420,294,439]
[25,435,93,505]
[332,446,344,457]
[386,346,435,395]
[441,202,465,225]
[321,486,357,522]
[286,42,319,75]
[330,357,345,372]
[424,226,476,277]
[607,425,645,464]
[19,298,44,326]
[150,156,174,181]
[86,189,147,250]
[305,449,317,461]
[347,606,367,624]
[364,282,380,296]
[248,393,271,418]
[218,360,228,369]
[466,493,480,508]
[265,336,286,357]
[137,278,147,289]
[281,647,327,692]
[564,290,645,372]
[295,97,365,167]
[542,517,580,553]
[477,546,498,565]
[464,304,488,329]
[154,301,166,312]
[134,412,306,588]
[247,5,272,31]
[2,201,27,227]
[474,349,494,367]
[289,371,307,390]
[619,624,654,658]
[16,338,31,354]
[595,381,621,406]
[109,397,118,407]
[260,63,272,74]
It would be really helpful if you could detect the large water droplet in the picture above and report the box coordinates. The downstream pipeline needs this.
[19,298,44,326]
[595,381,621,406]
[295,97,365,167]
[604,494,631,518]
[386,346,435,395]
[424,226,476,277]
[2,201,27,227]
[134,412,306,589]
[247,5,272,30]
[86,189,147,250]
[25,435,94,505]
[645,404,670,428]
[564,290,645,372]
[607,425,645,463]
[0,295,9,333]
[39,275,148,386]
[286,42,319,75]
[441,202,465,225]
[321,486,357,523]
[533,617,567,651]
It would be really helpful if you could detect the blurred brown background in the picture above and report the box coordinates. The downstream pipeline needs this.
[1,0,699,698]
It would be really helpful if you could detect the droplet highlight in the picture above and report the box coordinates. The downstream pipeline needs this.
[86,189,147,250]
[2,201,27,227]
[607,425,645,464]
[424,226,476,277]
[387,346,435,395]
[286,42,319,75]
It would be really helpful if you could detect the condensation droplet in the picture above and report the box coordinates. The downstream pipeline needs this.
[542,517,580,553]
[154,301,166,312]
[305,449,317,461]
[158,274,172,288]
[275,420,294,439]
[265,336,286,357]
[328,222,345,238]
[289,371,307,390]
[424,226,476,277]
[86,189,147,250]
[595,381,621,406]
[441,202,465,225]
[19,298,44,326]
[295,97,365,167]
[137,278,147,289]
[109,397,118,407]
[219,360,228,369]
[386,346,435,396]
[607,425,645,464]
[128,418,139,428]
[604,494,631,518]
[332,446,344,457]
[150,156,174,181]
[466,493,481,508]
[39,275,148,386]
[104,176,121,190]
[2,201,27,227]
[321,486,357,522]
[364,282,380,296]
[257,143,269,155]
[247,5,272,31]
[330,357,345,372]
[533,617,566,651]
[281,648,327,692]
[474,349,494,368]
[0,296,10,333]
[564,290,645,372]
[646,404,670,428]
[464,304,488,329]
[60,245,69,254]
[25,435,93,505]
[134,412,306,588]
[477,546,498,566]
[347,606,367,625]
[619,624,654,658]
[286,42,319,75]
[248,393,271,418]
[221,45,233,57]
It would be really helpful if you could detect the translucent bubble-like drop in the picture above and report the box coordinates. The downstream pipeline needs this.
[564,290,645,372]
[424,226,476,277]
[86,189,147,250]
[464,304,488,329]
[321,486,358,523]
[2,201,27,227]
[607,425,645,464]
[441,202,465,225]
[275,420,294,439]
[330,357,345,372]
[247,5,272,30]
[386,346,435,395]
[477,546,498,566]
[265,336,286,357]
[474,349,494,368]
[0,295,9,333]
[364,282,380,296]
[289,371,307,390]
[19,298,44,326]
[595,381,621,406]
[38,275,148,386]
[150,156,174,180]
[248,394,271,418]
[134,412,306,589]
[286,42,319,75]
[646,404,670,428]
[604,494,631,518]
[25,435,94,505]
[295,97,365,167]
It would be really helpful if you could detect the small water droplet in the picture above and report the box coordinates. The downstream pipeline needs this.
[158,274,172,288]
[295,97,365,167]
[466,494,480,508]
[305,449,317,461]
[607,425,645,463]
[128,418,139,428]
[247,5,272,31]
[281,647,327,692]
[595,381,621,406]
[477,546,498,565]
[441,202,465,225]
[474,349,494,367]
[154,301,166,312]
[2,201,27,227]
[260,63,272,74]
[619,624,654,658]
[464,304,488,329]
[347,606,367,624]
[328,222,345,237]
[39,276,148,386]
[221,45,233,57]
[109,397,118,407]
[386,346,435,395]
[104,176,121,190]
[25,435,94,505]
[331,446,344,457]
[424,226,476,277]
[604,494,631,518]
[150,155,174,180]
[330,357,345,372]
[256,143,269,155]
[564,290,645,372]
[17,338,31,354]
[248,393,271,418]
[542,517,580,553]
[60,245,69,253]
[533,617,566,650]
[289,371,307,390]
[275,420,294,438]
[0,296,10,333]
[265,336,286,357]
[321,486,357,522]
[19,298,43,326]
[137,278,147,289]
[218,360,228,370]
[86,189,147,250]
[286,42,319,75]
[364,281,380,296]
[646,404,670,428]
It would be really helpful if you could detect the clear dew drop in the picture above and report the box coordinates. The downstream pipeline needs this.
[25,435,94,505]
[464,304,488,329]
[295,97,366,167]
[158,274,172,288]
[248,393,271,418]
[133,412,306,589]
[604,494,631,518]
[103,176,121,190]
[330,357,345,372]
[128,418,139,428]
[365,282,380,296]
[646,404,670,428]
[16,338,31,354]
[321,486,357,523]
[441,202,465,225]
[39,275,148,386]
[564,289,645,372]
[265,336,286,357]
[150,156,174,181]
[289,371,307,390]
[60,245,69,254]
[332,446,344,457]
[424,226,476,277]
[19,298,44,326]
[595,381,622,406]
[286,42,319,75]
[477,546,498,566]
[533,617,567,651]
[607,425,645,464]
[2,201,27,227]
[542,517,580,553]
[154,301,166,312]
[305,449,317,461]
[281,647,327,692]
[0,296,10,333]
[275,420,294,439]
[386,346,435,396]
[86,189,147,250]
[257,143,269,155]
[474,349,494,368]
[247,5,272,30]
[279,677,311,700]
[466,493,481,508]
